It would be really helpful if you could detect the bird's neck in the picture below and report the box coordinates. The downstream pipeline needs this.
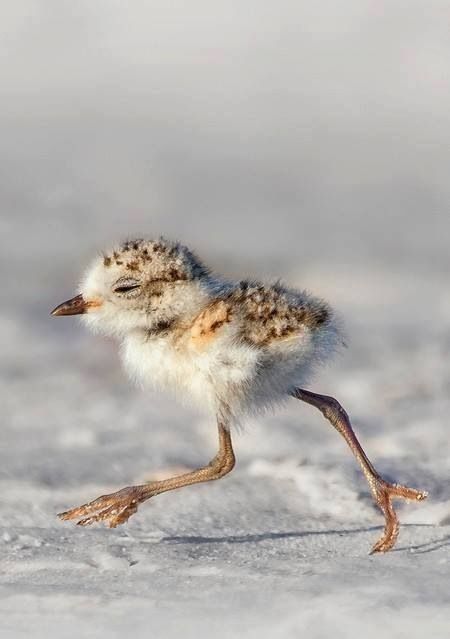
[127,278,215,342]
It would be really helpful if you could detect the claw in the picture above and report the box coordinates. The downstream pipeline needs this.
[389,483,428,501]
[77,516,97,527]
[369,479,428,554]
[109,502,139,527]
[58,486,144,528]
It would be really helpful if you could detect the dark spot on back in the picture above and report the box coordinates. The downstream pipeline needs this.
[169,267,188,281]
[315,308,329,326]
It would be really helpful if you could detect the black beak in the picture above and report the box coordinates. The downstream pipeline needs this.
[51,294,88,316]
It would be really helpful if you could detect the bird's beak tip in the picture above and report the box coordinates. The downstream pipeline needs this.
[51,294,87,317]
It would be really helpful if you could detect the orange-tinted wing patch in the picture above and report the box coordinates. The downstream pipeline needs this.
[189,300,233,348]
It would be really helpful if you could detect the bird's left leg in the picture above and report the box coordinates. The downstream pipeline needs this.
[291,388,427,553]
[58,419,235,527]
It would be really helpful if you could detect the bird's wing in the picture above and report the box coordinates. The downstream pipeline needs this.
[231,282,331,347]
[188,299,234,349]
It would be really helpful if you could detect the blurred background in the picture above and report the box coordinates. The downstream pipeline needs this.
[1,3,450,637]
[2,1,449,279]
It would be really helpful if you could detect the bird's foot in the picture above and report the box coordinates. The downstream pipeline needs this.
[369,477,427,554]
[58,485,148,527]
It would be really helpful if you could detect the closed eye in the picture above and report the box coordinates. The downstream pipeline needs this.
[114,284,141,293]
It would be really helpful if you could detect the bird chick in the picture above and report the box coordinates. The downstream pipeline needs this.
[51,237,427,554]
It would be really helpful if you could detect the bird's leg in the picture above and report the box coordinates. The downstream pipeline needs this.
[291,388,427,553]
[58,420,235,528]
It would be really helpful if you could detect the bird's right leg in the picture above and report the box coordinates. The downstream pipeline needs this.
[58,420,235,527]
[291,388,427,553]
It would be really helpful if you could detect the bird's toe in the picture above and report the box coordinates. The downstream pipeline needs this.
[58,486,143,527]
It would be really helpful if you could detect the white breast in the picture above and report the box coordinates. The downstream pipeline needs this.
[121,330,260,416]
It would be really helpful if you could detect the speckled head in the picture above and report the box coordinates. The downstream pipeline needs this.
[102,238,208,281]
[52,238,210,337]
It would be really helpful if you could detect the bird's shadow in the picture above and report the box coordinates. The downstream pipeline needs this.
[399,533,450,554]
[162,525,450,554]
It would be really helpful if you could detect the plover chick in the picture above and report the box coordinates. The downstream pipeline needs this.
[51,237,427,554]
